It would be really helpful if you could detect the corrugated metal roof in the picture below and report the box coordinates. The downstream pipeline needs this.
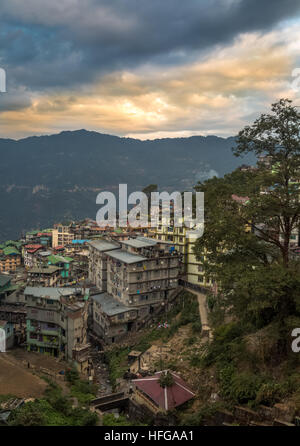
[106,249,147,264]
[28,265,61,274]
[0,275,11,288]
[120,237,157,249]
[24,286,87,300]
[88,240,120,252]
[92,292,135,316]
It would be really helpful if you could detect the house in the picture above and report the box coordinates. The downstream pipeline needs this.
[0,320,14,351]
[132,370,195,414]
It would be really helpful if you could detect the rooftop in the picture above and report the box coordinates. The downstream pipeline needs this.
[133,370,195,411]
[88,240,120,252]
[121,237,158,249]
[92,292,135,316]
[106,249,147,264]
[28,265,61,274]
[0,275,12,288]
[47,254,74,265]
[24,286,88,301]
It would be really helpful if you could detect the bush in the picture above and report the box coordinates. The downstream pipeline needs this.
[65,367,79,384]
[191,321,202,333]
[219,364,263,404]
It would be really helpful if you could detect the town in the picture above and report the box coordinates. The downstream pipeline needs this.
[0,212,208,425]
[1,143,300,427]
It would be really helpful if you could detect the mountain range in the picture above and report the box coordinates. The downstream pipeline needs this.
[0,130,256,241]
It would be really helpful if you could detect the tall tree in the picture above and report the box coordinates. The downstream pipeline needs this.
[194,99,300,339]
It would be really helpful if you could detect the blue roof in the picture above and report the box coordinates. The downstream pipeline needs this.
[72,239,90,244]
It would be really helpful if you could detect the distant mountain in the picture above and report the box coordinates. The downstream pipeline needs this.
[0,130,255,241]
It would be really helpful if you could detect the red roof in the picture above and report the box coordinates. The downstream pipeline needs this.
[25,244,43,253]
[133,371,194,411]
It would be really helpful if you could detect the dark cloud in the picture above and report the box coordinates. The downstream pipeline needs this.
[0,0,299,92]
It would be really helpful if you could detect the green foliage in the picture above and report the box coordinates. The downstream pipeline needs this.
[202,322,246,367]
[180,402,226,426]
[70,379,97,405]
[105,347,130,389]
[65,367,80,384]
[9,383,98,426]
[194,99,300,343]
[134,292,198,353]
[102,413,146,426]
[159,371,175,388]
[191,321,202,333]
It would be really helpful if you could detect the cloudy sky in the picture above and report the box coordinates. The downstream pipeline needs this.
[1,0,300,139]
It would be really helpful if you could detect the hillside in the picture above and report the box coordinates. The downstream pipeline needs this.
[0,130,255,241]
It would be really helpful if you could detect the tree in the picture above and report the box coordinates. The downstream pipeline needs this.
[234,98,300,267]
[194,99,300,346]
[159,371,175,388]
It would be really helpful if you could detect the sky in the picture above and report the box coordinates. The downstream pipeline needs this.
[1,0,300,140]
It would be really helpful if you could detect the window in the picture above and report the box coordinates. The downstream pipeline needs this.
[198,275,204,283]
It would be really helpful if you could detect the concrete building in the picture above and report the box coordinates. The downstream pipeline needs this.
[0,246,22,273]
[91,292,138,344]
[23,244,43,268]
[52,224,76,248]
[148,223,212,291]
[25,286,90,368]
[88,240,120,291]
[27,265,61,287]
[89,236,181,344]
[0,320,14,351]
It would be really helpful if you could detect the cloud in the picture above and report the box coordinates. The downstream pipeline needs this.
[1,26,299,139]
[1,0,300,91]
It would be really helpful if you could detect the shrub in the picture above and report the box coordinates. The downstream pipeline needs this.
[65,367,79,384]
[191,321,202,333]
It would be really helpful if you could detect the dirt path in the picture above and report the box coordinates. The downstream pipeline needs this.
[0,353,47,398]
[186,289,212,339]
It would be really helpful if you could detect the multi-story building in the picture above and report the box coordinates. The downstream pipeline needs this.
[27,265,61,287]
[52,224,76,248]
[106,237,180,308]
[23,244,43,268]
[91,292,138,344]
[89,236,181,344]
[88,240,120,291]
[0,246,22,273]
[25,286,90,370]
[148,223,212,290]
[47,254,74,281]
